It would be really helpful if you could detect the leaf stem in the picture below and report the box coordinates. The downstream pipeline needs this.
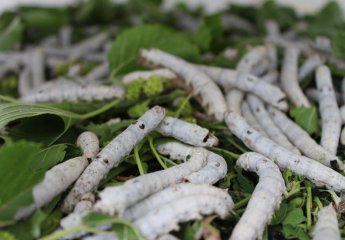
[134,144,145,175]
[148,135,167,169]
[209,147,241,159]
[306,185,312,229]
[80,99,121,119]
[174,92,193,118]
[0,94,18,103]
[233,195,251,210]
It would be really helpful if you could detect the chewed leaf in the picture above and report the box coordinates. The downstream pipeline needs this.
[290,106,320,135]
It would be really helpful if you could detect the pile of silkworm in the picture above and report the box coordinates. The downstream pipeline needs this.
[3,2,345,240]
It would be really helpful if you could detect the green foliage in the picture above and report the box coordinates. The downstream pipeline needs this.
[126,80,145,101]
[0,76,17,97]
[332,32,345,59]
[0,142,66,224]
[0,18,23,51]
[108,24,199,75]
[290,106,320,135]
[74,0,117,25]
[194,14,223,51]
[0,231,16,240]
[143,76,164,97]
[127,100,150,118]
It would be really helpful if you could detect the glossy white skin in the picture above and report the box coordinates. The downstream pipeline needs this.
[341,106,345,124]
[83,233,118,240]
[260,70,279,84]
[18,67,32,96]
[197,65,288,111]
[247,95,300,154]
[29,48,45,88]
[155,117,218,147]
[25,79,78,95]
[225,112,345,192]
[15,157,89,220]
[230,152,286,240]
[134,194,233,240]
[93,147,208,216]
[281,47,310,107]
[69,32,109,61]
[84,62,109,82]
[156,142,227,184]
[226,90,242,114]
[312,204,340,240]
[306,88,342,105]
[76,131,100,160]
[241,101,267,135]
[268,107,343,168]
[62,106,166,213]
[298,54,324,81]
[122,69,177,84]
[123,183,232,221]
[140,48,227,121]
[316,66,342,155]
[21,84,125,103]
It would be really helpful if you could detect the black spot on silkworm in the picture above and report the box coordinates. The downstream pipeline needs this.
[87,157,92,163]
[256,108,260,112]
[38,90,43,93]
[328,86,332,91]
[215,162,220,167]
[277,98,286,103]
[203,134,210,143]
[103,159,109,164]
[186,155,191,160]
[330,160,339,170]
[139,123,145,129]
[182,178,190,183]
[246,130,252,135]
[95,155,100,159]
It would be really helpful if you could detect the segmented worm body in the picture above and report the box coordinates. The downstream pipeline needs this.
[306,88,342,105]
[312,204,340,240]
[122,69,177,84]
[298,54,324,81]
[76,131,100,160]
[241,101,267,135]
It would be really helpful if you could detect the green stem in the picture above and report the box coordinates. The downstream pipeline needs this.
[41,225,102,240]
[306,186,312,229]
[0,95,18,103]
[174,92,193,118]
[148,136,167,169]
[209,147,241,159]
[134,144,145,175]
[314,196,323,210]
[225,136,247,153]
[80,99,120,119]
[233,195,251,210]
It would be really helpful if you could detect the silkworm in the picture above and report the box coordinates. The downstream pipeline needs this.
[251,58,271,76]
[341,127,345,145]
[312,204,340,240]
[314,36,332,53]
[21,84,125,103]
[225,112,345,192]
[62,106,166,213]
[29,48,45,88]
[298,54,324,81]
[155,117,218,147]
[84,62,109,82]
[93,147,208,216]
[76,131,100,160]
[134,194,233,240]
[341,106,345,124]
[59,26,72,47]
[123,183,232,221]
[230,152,286,240]
[260,70,279,84]
[69,32,109,61]
[157,234,180,240]
[222,14,255,33]
[156,142,227,184]
[306,88,342,105]
[316,65,342,155]
[247,95,300,154]
[223,48,238,60]
[225,90,242,114]
[83,52,107,63]
[281,47,310,107]
[268,106,343,169]
[18,67,32,96]
[265,20,280,37]
[83,233,118,240]
[139,48,227,121]
[15,156,89,220]
[197,65,288,111]
[122,69,177,85]
[241,101,267,135]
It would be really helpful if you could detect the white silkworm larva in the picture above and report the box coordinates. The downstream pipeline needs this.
[260,70,279,84]
[59,26,72,47]
[265,20,280,37]
[342,78,345,103]
[62,106,166,213]
[134,194,233,240]
[156,142,227,184]
[268,106,343,169]
[281,47,310,107]
[93,147,208,216]
[83,233,118,240]
[225,89,243,114]
[69,32,109,61]
[26,79,78,95]
[241,101,267,135]
[15,156,89,220]
[298,54,324,81]
[84,62,109,82]
[314,36,332,53]
[122,69,177,85]
[306,88,342,105]
[222,14,255,33]
[342,126,345,145]
[251,58,271,76]
[76,131,100,160]
[83,52,107,63]
[21,85,125,103]
[247,95,300,154]
[316,66,342,155]
[155,116,218,147]
[312,204,340,240]
[341,106,345,124]
[157,234,180,240]
[140,48,227,121]
[29,48,45,88]
[230,152,286,240]
[18,67,32,96]
[123,183,232,221]
[225,112,345,192]
[197,65,288,111]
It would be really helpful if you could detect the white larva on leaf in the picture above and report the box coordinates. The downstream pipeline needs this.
[197,65,288,111]
[340,105,345,124]
[134,194,233,240]
[123,183,233,221]
[316,65,342,155]
[312,204,340,240]
[306,88,342,105]
[241,101,267,135]
[15,156,89,220]
[281,47,310,107]
[21,84,125,103]
[139,48,227,121]
[93,148,208,216]
[122,69,177,85]
[156,142,227,184]
[268,106,343,169]
[225,112,345,192]
[222,14,255,33]
[247,95,300,154]
[230,152,286,240]
[62,106,166,213]
[298,54,324,81]
[76,131,100,160]
[155,117,218,147]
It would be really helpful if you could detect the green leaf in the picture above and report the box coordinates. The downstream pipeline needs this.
[0,142,66,224]
[0,18,23,51]
[0,231,16,240]
[194,14,222,51]
[235,167,254,193]
[332,32,345,59]
[271,203,288,225]
[282,224,309,240]
[108,24,199,75]
[290,106,320,135]
[282,208,306,226]
[30,210,46,238]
